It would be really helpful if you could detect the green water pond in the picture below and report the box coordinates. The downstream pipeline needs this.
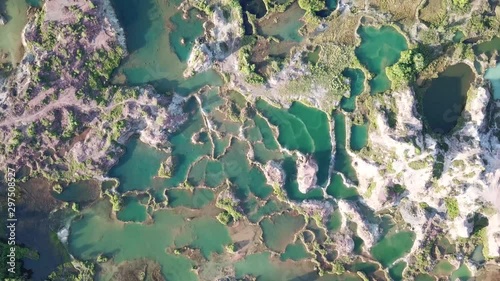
[333,111,357,184]
[116,196,148,222]
[108,137,167,193]
[260,212,306,252]
[355,25,408,93]
[0,0,29,65]
[421,63,474,134]
[350,123,368,151]
[340,68,366,112]
[485,63,500,100]
[69,200,231,280]
[370,230,415,267]
[109,0,223,94]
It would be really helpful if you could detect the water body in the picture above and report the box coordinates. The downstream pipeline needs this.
[340,68,365,112]
[306,46,321,65]
[109,137,167,192]
[370,231,415,267]
[166,188,215,209]
[432,260,455,277]
[256,99,315,154]
[333,111,358,184]
[235,252,319,281]
[388,261,406,281]
[260,212,306,252]
[68,200,231,280]
[0,0,29,65]
[326,172,358,199]
[169,9,204,62]
[289,101,332,186]
[54,180,101,204]
[421,63,474,134]
[348,261,379,276]
[110,0,223,94]
[484,63,500,100]
[450,264,472,281]
[453,30,465,43]
[17,178,69,280]
[316,0,337,17]
[474,36,500,57]
[280,240,312,261]
[355,25,408,93]
[116,196,148,222]
[257,2,304,42]
[350,123,368,151]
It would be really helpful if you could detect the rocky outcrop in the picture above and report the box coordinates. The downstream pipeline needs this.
[184,6,242,77]
[296,153,318,193]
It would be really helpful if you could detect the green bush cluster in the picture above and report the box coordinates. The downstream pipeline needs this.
[387,50,425,89]
[445,197,460,220]
[105,191,123,212]
[298,0,325,12]
[238,40,265,84]
[8,129,23,153]
[216,198,243,224]
[62,111,79,139]
[451,0,469,10]
[408,159,427,170]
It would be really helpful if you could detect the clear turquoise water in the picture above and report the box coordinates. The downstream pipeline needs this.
[169,9,204,62]
[355,25,408,94]
[370,231,415,267]
[68,200,231,280]
[325,0,338,10]
[421,63,474,134]
[235,252,320,281]
[116,196,148,222]
[414,273,436,281]
[350,123,368,151]
[333,111,358,184]
[326,172,358,199]
[340,68,365,112]
[256,99,315,154]
[453,30,464,43]
[166,188,215,209]
[289,101,332,186]
[326,209,343,232]
[389,261,406,281]
[110,0,223,95]
[484,63,500,100]
[245,198,287,223]
[109,137,167,192]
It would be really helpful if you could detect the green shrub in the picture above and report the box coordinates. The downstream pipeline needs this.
[387,50,425,89]
[298,0,325,12]
[445,197,460,219]
[408,160,427,170]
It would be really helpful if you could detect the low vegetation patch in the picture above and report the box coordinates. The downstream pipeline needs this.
[445,197,460,220]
